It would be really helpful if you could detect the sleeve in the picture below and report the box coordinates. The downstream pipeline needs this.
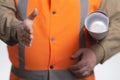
[90,0,120,64]
[0,0,22,45]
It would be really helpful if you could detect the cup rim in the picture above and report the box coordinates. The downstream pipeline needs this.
[84,10,109,33]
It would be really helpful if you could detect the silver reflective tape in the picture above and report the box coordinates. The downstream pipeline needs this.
[80,0,89,48]
[49,70,76,80]
[18,44,25,69]
[18,0,28,20]
[18,0,28,69]
[12,65,49,80]
[12,65,77,80]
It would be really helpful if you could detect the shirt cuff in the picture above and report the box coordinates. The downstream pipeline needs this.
[90,43,105,64]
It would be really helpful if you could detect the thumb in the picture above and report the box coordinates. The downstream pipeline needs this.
[72,49,84,59]
[28,8,38,20]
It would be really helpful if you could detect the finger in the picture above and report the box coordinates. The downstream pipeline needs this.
[22,31,33,40]
[21,38,31,47]
[69,60,87,71]
[69,63,88,76]
[19,33,32,46]
[19,26,29,37]
[29,34,33,40]
[17,32,25,43]
[71,69,89,79]
[24,39,32,47]
[26,35,33,43]
[69,64,80,71]
[82,70,93,78]
[27,8,38,20]
[76,72,90,79]
[23,35,33,46]
[24,25,33,34]
[71,49,85,59]
[74,66,89,75]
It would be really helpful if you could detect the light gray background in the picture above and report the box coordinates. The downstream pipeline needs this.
[0,40,120,80]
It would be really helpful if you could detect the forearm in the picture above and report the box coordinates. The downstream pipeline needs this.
[90,0,120,64]
[0,0,21,45]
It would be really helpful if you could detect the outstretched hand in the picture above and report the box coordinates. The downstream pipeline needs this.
[16,8,38,47]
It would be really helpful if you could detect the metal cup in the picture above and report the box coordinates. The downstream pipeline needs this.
[85,11,109,40]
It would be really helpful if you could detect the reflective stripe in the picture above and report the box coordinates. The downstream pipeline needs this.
[18,0,28,20]
[12,65,76,80]
[80,0,89,48]
[49,70,76,80]
[12,65,49,80]
[17,0,28,69]
[18,44,25,69]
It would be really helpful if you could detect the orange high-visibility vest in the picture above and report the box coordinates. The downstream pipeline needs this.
[8,0,101,80]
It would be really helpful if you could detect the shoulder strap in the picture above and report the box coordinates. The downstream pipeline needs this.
[18,0,28,20]
[17,0,28,69]
[80,0,89,48]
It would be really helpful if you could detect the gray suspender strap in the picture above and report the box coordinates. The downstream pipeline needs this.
[18,0,28,20]
[80,0,89,48]
[18,44,25,69]
[17,0,28,69]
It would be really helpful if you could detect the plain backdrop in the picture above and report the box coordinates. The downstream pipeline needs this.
[0,40,120,80]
